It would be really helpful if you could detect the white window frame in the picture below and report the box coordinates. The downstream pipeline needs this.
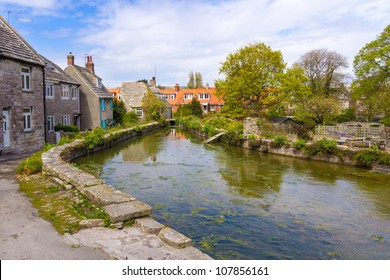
[23,107,32,131]
[61,85,70,99]
[71,87,78,100]
[47,116,55,132]
[199,93,210,100]
[45,83,54,99]
[62,115,70,126]
[170,94,176,100]
[184,93,193,100]
[21,67,31,91]
[135,108,143,118]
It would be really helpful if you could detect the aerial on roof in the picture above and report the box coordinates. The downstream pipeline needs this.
[39,54,79,85]
[0,16,44,66]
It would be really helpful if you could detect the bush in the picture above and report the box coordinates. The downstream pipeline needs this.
[122,111,138,127]
[54,124,79,133]
[272,135,288,148]
[353,145,380,167]
[306,138,338,155]
[380,117,390,126]
[17,151,43,175]
[294,139,306,150]
[84,127,106,150]
[379,153,390,167]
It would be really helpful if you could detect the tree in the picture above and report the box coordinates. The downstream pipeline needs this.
[295,95,340,125]
[195,72,203,88]
[113,99,127,125]
[141,89,168,122]
[298,49,348,96]
[187,71,195,89]
[137,79,148,84]
[352,24,390,120]
[215,42,286,118]
[175,98,203,118]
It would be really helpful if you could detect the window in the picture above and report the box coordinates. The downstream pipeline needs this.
[71,87,78,100]
[47,116,55,131]
[210,105,216,111]
[61,85,69,99]
[45,83,54,98]
[199,93,210,100]
[184,93,193,100]
[170,94,176,100]
[62,115,70,126]
[23,107,32,131]
[97,78,103,89]
[21,67,31,90]
[163,95,168,100]
[135,108,143,118]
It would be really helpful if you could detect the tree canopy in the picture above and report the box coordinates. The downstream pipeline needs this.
[352,24,390,119]
[215,42,286,118]
[297,48,348,96]
[141,89,168,122]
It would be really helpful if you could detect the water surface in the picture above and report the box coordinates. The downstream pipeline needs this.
[74,128,390,259]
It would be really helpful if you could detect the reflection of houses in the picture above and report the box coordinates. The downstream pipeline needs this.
[160,84,224,114]
[0,16,45,156]
[65,53,113,130]
[40,55,80,143]
[113,79,172,119]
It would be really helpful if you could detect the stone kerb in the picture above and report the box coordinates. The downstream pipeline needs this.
[41,123,196,250]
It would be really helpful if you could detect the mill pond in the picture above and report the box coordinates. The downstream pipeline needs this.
[74,128,390,260]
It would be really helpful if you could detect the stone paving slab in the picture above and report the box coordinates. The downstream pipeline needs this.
[135,217,165,235]
[72,226,211,260]
[104,201,152,223]
[84,184,136,206]
[158,227,193,249]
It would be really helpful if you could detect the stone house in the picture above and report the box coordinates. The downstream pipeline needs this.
[39,55,81,144]
[65,53,113,130]
[0,16,45,157]
[160,84,224,114]
[116,81,172,119]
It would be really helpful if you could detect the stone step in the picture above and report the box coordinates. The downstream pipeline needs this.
[104,200,152,223]
[83,184,136,206]
[158,227,192,249]
[134,217,164,235]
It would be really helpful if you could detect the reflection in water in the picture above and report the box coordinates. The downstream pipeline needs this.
[74,128,390,260]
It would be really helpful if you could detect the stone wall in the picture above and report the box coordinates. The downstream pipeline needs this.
[42,123,208,254]
[243,117,261,137]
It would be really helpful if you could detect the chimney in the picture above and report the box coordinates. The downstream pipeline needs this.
[149,77,156,87]
[67,52,74,66]
[85,55,95,73]
[174,83,179,92]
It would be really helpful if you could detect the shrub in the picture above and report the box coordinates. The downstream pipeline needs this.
[380,117,390,126]
[294,139,306,150]
[353,145,380,167]
[122,111,138,127]
[17,151,43,175]
[54,124,79,133]
[84,127,106,150]
[309,138,338,154]
[378,153,390,167]
[273,135,287,148]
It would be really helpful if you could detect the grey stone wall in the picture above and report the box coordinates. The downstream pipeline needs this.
[243,117,261,138]
[0,58,45,155]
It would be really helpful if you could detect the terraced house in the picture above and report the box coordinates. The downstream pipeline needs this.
[65,53,113,130]
[40,55,80,144]
[0,16,45,157]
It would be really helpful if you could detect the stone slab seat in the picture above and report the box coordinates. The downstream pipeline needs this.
[84,184,136,206]
[104,200,152,223]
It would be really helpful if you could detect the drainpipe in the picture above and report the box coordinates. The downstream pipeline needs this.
[42,65,47,142]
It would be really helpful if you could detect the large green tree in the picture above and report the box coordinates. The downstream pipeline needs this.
[141,89,168,122]
[352,24,390,120]
[215,42,286,118]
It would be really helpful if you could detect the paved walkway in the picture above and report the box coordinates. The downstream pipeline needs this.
[0,158,210,260]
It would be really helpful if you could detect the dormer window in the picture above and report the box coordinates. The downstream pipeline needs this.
[97,78,103,89]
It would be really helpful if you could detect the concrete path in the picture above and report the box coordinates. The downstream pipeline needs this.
[0,158,109,260]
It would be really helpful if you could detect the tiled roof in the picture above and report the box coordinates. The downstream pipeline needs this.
[0,16,44,66]
[160,87,224,106]
[39,54,78,85]
[120,82,148,108]
[66,65,112,98]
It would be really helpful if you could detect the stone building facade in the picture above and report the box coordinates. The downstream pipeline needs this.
[40,55,80,144]
[0,16,45,156]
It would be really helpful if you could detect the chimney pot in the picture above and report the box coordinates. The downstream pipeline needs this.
[67,52,75,66]
[174,83,179,92]
[85,55,95,73]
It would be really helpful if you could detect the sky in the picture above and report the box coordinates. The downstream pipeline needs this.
[0,0,389,88]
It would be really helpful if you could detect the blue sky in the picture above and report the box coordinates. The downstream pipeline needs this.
[1,0,389,88]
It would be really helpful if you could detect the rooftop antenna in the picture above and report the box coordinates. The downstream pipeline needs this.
[7,11,11,23]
